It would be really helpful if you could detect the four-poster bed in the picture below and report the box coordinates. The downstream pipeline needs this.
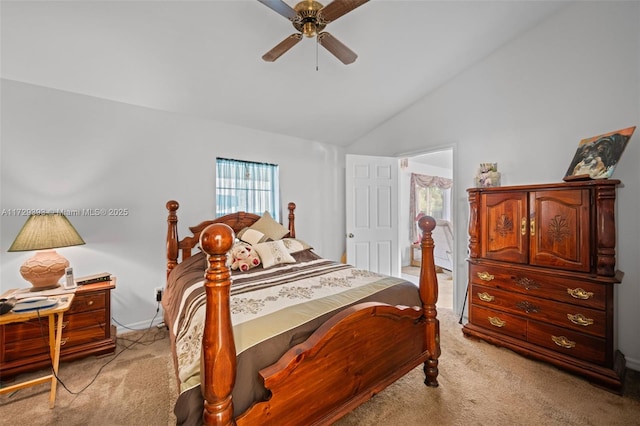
[163,200,441,425]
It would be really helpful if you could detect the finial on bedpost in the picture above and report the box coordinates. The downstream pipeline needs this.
[200,223,236,426]
[167,200,180,278]
[418,215,440,388]
[287,202,296,238]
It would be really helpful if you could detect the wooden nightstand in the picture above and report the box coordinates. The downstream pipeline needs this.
[0,280,116,380]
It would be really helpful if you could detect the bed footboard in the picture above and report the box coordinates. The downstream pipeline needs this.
[198,215,440,425]
[238,303,428,426]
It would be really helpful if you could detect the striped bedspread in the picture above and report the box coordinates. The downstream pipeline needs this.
[173,255,407,393]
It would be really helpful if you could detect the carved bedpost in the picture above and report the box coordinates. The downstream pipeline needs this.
[418,215,440,387]
[200,224,236,426]
[167,200,180,278]
[287,202,296,238]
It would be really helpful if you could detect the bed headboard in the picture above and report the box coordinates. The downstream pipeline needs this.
[166,200,296,277]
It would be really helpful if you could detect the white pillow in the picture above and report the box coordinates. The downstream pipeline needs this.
[281,238,313,253]
[253,240,296,269]
[237,228,270,245]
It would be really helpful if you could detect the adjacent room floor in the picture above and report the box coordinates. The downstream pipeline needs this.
[401,265,453,310]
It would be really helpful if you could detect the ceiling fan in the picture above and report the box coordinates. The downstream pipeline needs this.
[258,0,369,65]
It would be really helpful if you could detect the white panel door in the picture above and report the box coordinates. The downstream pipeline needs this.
[345,154,399,276]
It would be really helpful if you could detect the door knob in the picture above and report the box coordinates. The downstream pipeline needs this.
[348,233,354,238]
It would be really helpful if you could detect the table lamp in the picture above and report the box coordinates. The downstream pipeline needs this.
[8,213,85,291]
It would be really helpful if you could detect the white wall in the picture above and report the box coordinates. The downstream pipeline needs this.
[348,2,640,370]
[1,80,346,330]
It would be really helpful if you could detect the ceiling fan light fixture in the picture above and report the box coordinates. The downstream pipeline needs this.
[302,21,317,37]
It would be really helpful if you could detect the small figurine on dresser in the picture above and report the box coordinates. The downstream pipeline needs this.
[475,163,501,187]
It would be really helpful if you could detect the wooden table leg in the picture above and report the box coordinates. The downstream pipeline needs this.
[48,311,64,408]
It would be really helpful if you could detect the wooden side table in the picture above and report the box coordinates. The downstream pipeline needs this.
[0,293,74,408]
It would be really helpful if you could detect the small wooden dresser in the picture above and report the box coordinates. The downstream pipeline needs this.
[0,280,116,379]
[462,180,625,392]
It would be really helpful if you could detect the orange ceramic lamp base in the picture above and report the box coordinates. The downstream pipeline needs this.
[19,250,68,291]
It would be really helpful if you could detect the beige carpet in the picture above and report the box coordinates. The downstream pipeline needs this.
[2,309,639,425]
[0,327,177,426]
[338,308,640,425]
[402,264,453,310]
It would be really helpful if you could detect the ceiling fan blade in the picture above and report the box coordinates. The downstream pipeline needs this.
[257,0,300,22]
[318,32,357,64]
[318,0,369,24]
[262,34,303,62]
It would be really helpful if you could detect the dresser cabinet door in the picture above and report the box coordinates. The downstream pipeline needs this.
[529,189,590,272]
[480,191,528,264]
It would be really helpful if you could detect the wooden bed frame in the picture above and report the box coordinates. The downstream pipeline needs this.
[166,200,440,425]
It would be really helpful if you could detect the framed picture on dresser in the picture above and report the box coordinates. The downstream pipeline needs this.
[564,126,635,180]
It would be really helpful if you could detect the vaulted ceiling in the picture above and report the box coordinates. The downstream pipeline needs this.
[1,1,567,146]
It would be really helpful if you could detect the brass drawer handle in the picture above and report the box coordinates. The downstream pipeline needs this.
[514,277,540,290]
[567,313,594,326]
[477,271,495,281]
[87,300,94,306]
[478,292,495,302]
[552,335,575,349]
[60,338,69,346]
[567,287,594,300]
[516,300,540,313]
[488,316,506,327]
[530,218,535,236]
[521,217,527,236]
[61,320,69,329]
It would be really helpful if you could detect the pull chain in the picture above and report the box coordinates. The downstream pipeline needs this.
[316,35,319,71]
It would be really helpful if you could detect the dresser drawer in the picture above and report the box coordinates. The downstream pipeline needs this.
[469,263,606,310]
[469,305,527,340]
[527,321,605,365]
[470,284,606,337]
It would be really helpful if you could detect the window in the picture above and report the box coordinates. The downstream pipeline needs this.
[410,173,452,243]
[416,185,450,220]
[215,158,280,221]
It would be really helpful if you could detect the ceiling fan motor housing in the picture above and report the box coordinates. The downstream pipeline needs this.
[293,0,326,37]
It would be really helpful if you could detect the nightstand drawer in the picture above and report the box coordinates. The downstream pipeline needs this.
[527,321,605,365]
[61,324,108,349]
[1,309,108,343]
[2,318,50,341]
[68,291,106,314]
[64,310,107,331]
[3,323,107,362]
[469,305,527,340]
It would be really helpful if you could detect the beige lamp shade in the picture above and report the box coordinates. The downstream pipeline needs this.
[8,214,85,291]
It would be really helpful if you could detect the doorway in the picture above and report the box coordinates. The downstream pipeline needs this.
[399,148,454,310]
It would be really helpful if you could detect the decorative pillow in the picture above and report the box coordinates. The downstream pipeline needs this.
[227,241,261,271]
[253,240,296,269]
[250,211,289,240]
[237,227,271,245]
[281,238,313,254]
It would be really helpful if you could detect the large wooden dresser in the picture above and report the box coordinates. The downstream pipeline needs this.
[462,180,625,392]
[0,281,116,379]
